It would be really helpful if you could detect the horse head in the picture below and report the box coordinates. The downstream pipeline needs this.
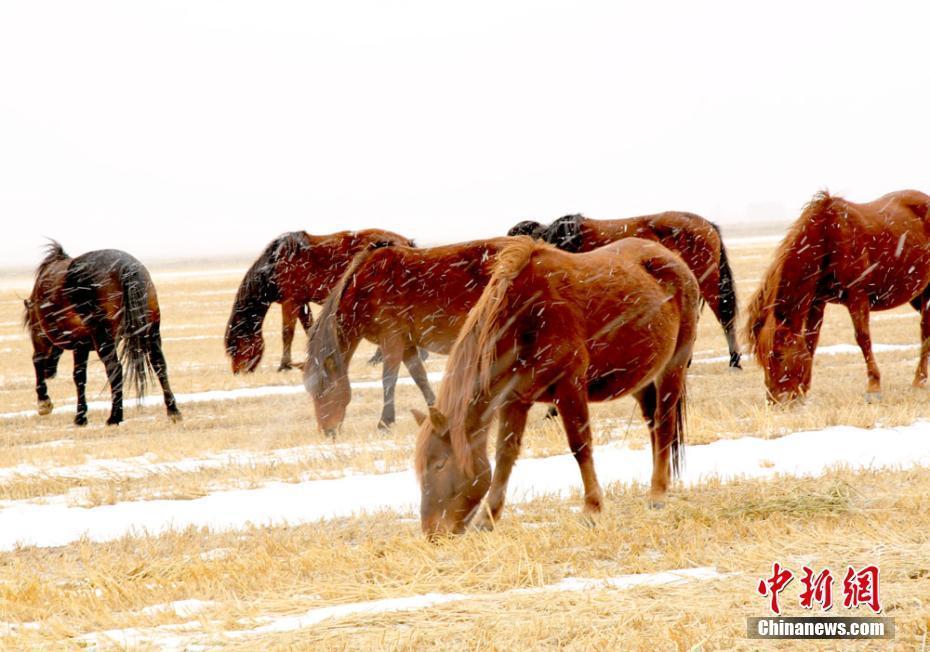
[225,319,265,374]
[413,407,491,539]
[759,316,813,404]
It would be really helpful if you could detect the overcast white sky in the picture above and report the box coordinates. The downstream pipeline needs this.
[1,1,928,269]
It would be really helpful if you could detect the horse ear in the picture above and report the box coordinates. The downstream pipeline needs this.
[411,409,426,426]
[428,406,448,432]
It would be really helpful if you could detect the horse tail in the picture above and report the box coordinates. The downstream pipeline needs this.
[669,382,688,479]
[424,237,537,477]
[225,232,302,371]
[119,262,156,401]
[304,240,396,396]
[709,223,738,332]
[744,191,833,364]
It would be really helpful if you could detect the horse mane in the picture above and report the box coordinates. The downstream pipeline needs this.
[507,220,546,238]
[36,240,69,277]
[24,241,70,329]
[304,240,397,396]
[744,190,835,363]
[416,236,539,478]
[542,214,585,252]
[224,231,308,357]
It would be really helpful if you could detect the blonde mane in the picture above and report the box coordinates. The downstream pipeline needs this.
[416,237,539,477]
[744,190,835,363]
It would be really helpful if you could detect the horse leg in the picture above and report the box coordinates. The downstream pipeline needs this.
[32,352,54,416]
[649,370,685,507]
[377,337,404,431]
[147,324,182,422]
[700,267,741,370]
[847,298,881,399]
[554,377,603,515]
[297,303,313,332]
[93,329,124,425]
[403,345,435,406]
[73,346,89,426]
[278,300,300,371]
[913,288,930,388]
[805,298,826,355]
[471,401,530,531]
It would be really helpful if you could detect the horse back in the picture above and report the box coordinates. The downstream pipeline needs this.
[578,213,721,285]
[514,239,699,399]
[65,250,158,340]
[346,237,510,349]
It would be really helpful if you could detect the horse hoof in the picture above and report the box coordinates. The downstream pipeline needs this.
[579,512,597,528]
[277,363,292,372]
[377,420,393,432]
[544,406,559,420]
[324,428,337,440]
[470,516,495,532]
[168,410,183,423]
[37,399,53,416]
[74,415,87,427]
[106,416,122,426]
[648,500,666,510]
[865,392,882,404]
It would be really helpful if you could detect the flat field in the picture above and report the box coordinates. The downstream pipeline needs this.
[1,235,929,650]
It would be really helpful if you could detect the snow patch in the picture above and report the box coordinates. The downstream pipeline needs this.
[2,420,930,551]
[0,372,443,420]
[75,567,725,649]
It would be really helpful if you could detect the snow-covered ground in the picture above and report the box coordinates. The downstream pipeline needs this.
[74,566,728,649]
[2,419,929,551]
[0,440,401,484]
[0,372,444,420]
[5,336,921,421]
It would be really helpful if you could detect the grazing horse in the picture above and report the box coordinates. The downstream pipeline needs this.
[305,238,512,436]
[509,212,740,368]
[746,189,930,404]
[23,243,181,426]
[225,229,414,373]
[414,237,700,538]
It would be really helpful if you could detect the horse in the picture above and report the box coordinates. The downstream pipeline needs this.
[746,189,930,404]
[414,237,700,538]
[225,229,414,373]
[509,212,740,368]
[23,243,181,426]
[305,238,513,437]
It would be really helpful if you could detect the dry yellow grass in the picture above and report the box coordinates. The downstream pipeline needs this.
[1,237,929,649]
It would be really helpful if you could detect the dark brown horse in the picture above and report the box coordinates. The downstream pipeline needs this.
[225,229,414,373]
[509,212,740,368]
[414,237,700,538]
[746,189,930,403]
[305,238,513,437]
[23,243,181,426]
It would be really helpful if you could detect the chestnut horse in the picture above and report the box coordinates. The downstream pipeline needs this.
[23,243,181,426]
[305,238,511,436]
[509,212,739,368]
[225,229,413,373]
[746,189,930,403]
[414,237,700,538]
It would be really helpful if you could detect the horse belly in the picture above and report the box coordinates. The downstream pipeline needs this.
[584,337,675,402]
[867,253,930,310]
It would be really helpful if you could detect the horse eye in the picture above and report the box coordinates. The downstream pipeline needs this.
[434,458,447,471]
